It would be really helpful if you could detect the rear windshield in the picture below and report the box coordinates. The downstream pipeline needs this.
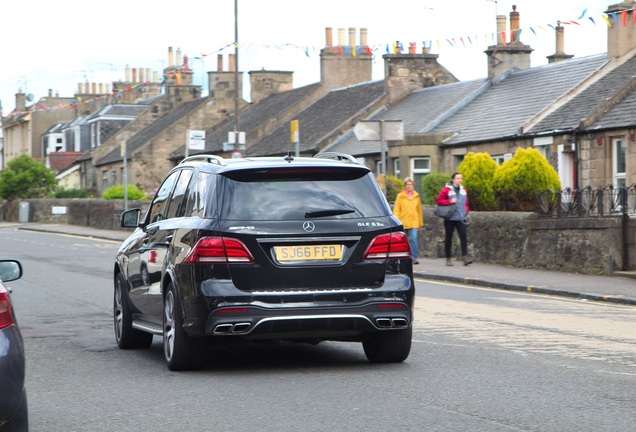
[217,167,390,220]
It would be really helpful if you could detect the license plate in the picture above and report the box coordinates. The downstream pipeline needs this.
[274,244,343,262]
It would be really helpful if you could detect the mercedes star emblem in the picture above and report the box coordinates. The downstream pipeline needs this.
[302,221,316,232]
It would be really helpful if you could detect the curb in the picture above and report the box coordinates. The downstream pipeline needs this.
[17,226,127,243]
[413,272,636,307]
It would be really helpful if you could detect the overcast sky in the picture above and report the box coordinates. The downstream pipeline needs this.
[1,0,614,114]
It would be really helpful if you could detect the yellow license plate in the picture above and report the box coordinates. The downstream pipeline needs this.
[275,245,343,262]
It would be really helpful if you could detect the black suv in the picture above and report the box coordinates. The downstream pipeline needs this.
[115,152,415,370]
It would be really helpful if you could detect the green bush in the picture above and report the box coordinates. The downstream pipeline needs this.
[52,187,92,198]
[102,184,147,200]
[421,172,452,205]
[0,154,56,200]
[457,152,499,211]
[377,174,404,203]
[492,147,561,211]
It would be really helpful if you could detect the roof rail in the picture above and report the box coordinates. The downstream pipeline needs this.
[179,154,227,166]
[313,152,359,164]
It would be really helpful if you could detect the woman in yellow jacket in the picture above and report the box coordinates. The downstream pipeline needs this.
[393,177,423,264]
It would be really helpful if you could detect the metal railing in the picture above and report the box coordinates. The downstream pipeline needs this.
[537,184,636,218]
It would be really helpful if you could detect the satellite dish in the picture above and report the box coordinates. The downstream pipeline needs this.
[25,94,34,102]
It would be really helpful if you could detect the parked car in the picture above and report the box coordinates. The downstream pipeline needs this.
[0,259,28,431]
[115,152,415,370]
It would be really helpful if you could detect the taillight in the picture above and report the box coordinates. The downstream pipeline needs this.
[363,232,412,260]
[184,237,255,264]
[0,288,15,329]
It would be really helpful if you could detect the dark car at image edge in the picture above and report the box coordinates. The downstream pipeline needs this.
[114,152,415,370]
[0,259,28,431]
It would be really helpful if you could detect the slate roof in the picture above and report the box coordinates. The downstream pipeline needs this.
[434,54,608,145]
[247,80,386,156]
[326,79,486,156]
[171,83,322,158]
[96,97,208,166]
[530,54,636,133]
[84,104,148,121]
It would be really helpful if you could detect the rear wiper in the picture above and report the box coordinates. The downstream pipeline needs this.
[305,209,355,218]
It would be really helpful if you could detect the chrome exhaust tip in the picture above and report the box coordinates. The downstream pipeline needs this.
[376,318,393,328]
[213,324,234,334]
[232,323,252,333]
[392,318,408,328]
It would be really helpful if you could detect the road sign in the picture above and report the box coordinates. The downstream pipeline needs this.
[231,151,243,159]
[188,130,206,151]
[353,120,404,141]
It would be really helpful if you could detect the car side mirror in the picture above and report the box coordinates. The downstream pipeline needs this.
[0,260,22,282]
[121,208,142,228]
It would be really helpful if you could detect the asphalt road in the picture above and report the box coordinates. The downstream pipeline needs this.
[2,227,635,431]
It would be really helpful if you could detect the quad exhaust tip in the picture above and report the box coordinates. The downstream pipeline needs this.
[213,323,252,335]
[376,318,408,328]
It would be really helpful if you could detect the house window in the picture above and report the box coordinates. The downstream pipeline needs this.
[376,160,384,177]
[410,157,430,193]
[102,171,109,190]
[491,153,513,165]
[393,158,400,179]
[453,155,464,169]
[613,137,627,187]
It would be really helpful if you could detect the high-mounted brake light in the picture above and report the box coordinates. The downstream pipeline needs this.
[363,232,412,260]
[0,288,15,329]
[184,237,255,264]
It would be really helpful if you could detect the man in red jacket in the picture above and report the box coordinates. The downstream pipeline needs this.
[436,172,473,266]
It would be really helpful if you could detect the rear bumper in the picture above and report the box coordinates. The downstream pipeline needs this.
[186,273,415,339]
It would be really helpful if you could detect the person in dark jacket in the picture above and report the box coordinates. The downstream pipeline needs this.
[436,172,473,266]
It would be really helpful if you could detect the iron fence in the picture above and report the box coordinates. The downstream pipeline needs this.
[537,184,636,218]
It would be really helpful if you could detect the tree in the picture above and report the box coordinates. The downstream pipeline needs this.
[457,152,499,211]
[492,147,561,211]
[0,154,56,200]
[421,172,452,205]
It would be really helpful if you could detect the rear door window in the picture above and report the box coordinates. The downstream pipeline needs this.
[147,170,180,224]
[218,167,390,220]
[165,169,193,219]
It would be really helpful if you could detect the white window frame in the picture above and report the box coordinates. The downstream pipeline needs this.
[613,137,627,187]
[393,158,401,179]
[410,157,430,192]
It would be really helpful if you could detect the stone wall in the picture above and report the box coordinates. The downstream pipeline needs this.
[421,207,629,275]
[1,199,150,231]
[1,199,631,275]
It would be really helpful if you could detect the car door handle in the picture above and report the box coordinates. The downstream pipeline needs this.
[166,235,173,243]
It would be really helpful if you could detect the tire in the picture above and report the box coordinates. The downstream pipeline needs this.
[163,283,203,371]
[363,327,412,363]
[114,273,153,349]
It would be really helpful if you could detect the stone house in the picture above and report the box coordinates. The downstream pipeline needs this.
[328,2,636,192]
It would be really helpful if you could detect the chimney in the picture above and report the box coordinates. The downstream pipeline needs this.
[249,69,293,103]
[207,54,242,107]
[326,27,333,47]
[15,89,25,112]
[547,22,574,63]
[320,27,373,89]
[607,2,636,58]
[383,43,459,104]
[48,89,53,97]
[229,54,236,72]
[217,54,224,71]
[484,6,533,80]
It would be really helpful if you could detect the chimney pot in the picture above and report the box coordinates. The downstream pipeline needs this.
[132,68,137,83]
[85,82,90,93]
[349,27,356,47]
[360,28,368,46]
[338,28,345,46]
[229,54,236,72]
[496,15,507,44]
[168,47,174,67]
[48,89,52,97]
[217,54,224,71]
[92,82,96,94]
[325,27,333,47]
[176,47,183,65]
[139,68,144,83]
[125,66,131,82]
[78,83,82,94]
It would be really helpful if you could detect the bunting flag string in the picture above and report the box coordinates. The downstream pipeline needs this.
[6,6,632,116]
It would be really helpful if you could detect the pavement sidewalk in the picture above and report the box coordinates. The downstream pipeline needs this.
[4,222,636,306]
